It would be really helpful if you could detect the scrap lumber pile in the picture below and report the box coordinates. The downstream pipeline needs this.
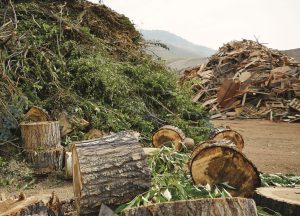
[180,40,300,121]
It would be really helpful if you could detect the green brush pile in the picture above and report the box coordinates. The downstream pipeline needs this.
[0,0,210,151]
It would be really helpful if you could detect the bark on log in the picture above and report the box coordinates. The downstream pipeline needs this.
[190,142,260,197]
[20,121,61,150]
[120,198,258,216]
[25,146,64,174]
[211,129,244,151]
[72,131,151,215]
[0,194,63,216]
[24,106,51,122]
[254,187,300,216]
[152,125,185,151]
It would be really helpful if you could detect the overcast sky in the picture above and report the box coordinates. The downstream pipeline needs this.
[89,0,300,50]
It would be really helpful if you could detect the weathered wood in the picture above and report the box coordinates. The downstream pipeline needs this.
[65,151,73,179]
[0,193,63,216]
[143,147,159,156]
[190,143,260,197]
[152,125,185,151]
[182,137,195,150]
[254,187,300,216]
[24,106,51,122]
[20,121,61,150]
[72,131,151,215]
[25,146,64,174]
[120,198,258,216]
[211,129,244,151]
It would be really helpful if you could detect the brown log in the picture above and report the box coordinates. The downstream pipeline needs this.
[20,121,61,150]
[182,137,195,150]
[72,131,151,215]
[190,142,260,197]
[254,187,300,216]
[0,193,63,216]
[24,106,51,122]
[25,146,64,174]
[120,198,258,216]
[152,125,185,151]
[211,129,244,151]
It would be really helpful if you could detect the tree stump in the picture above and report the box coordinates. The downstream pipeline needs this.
[72,131,151,215]
[152,125,185,151]
[254,187,300,216]
[20,121,63,173]
[190,142,260,197]
[120,198,258,216]
[20,121,61,150]
[211,129,244,151]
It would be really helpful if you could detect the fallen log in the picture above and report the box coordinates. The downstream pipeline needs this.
[72,131,151,215]
[152,125,185,151]
[20,121,61,150]
[211,129,244,151]
[120,198,258,216]
[190,142,260,197]
[254,187,300,216]
[0,193,62,216]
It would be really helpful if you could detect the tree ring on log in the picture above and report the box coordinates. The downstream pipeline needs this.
[190,144,260,197]
[152,125,185,151]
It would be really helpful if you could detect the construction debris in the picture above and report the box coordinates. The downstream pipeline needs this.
[180,40,300,121]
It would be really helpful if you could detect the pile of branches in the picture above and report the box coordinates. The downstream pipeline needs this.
[180,40,300,121]
[0,0,210,151]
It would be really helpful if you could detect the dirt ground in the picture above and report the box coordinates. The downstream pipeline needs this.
[213,119,300,175]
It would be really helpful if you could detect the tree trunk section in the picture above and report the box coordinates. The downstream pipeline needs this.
[72,131,151,215]
[24,106,51,122]
[120,198,258,216]
[190,142,260,197]
[152,125,185,151]
[20,121,61,150]
[211,129,244,151]
[254,187,300,216]
[25,146,64,174]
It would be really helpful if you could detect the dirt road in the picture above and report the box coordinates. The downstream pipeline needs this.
[213,120,300,175]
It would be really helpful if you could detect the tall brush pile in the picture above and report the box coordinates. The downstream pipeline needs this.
[0,0,210,150]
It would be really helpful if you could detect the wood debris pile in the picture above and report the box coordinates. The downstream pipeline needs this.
[180,40,300,122]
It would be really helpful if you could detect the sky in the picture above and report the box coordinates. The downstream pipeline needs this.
[89,0,300,50]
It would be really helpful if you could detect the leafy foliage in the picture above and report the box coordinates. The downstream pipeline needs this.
[115,147,232,213]
[260,173,300,187]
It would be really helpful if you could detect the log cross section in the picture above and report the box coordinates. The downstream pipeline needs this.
[72,131,151,215]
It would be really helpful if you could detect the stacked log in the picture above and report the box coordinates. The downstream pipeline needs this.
[72,131,151,215]
[20,121,63,174]
[190,129,260,197]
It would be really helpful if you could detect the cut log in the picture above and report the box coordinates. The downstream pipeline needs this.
[0,193,63,216]
[254,187,300,216]
[20,121,61,150]
[211,129,244,151]
[65,151,73,179]
[120,198,258,216]
[72,131,151,215]
[24,106,51,122]
[152,125,185,151]
[190,139,235,163]
[57,112,90,137]
[190,143,260,197]
[182,137,195,150]
[25,146,64,174]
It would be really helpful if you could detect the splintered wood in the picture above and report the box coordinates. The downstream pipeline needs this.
[180,40,300,122]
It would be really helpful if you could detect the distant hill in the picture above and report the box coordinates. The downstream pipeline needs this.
[282,48,300,62]
[140,30,215,71]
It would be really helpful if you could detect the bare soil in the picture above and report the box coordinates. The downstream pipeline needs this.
[213,120,300,175]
